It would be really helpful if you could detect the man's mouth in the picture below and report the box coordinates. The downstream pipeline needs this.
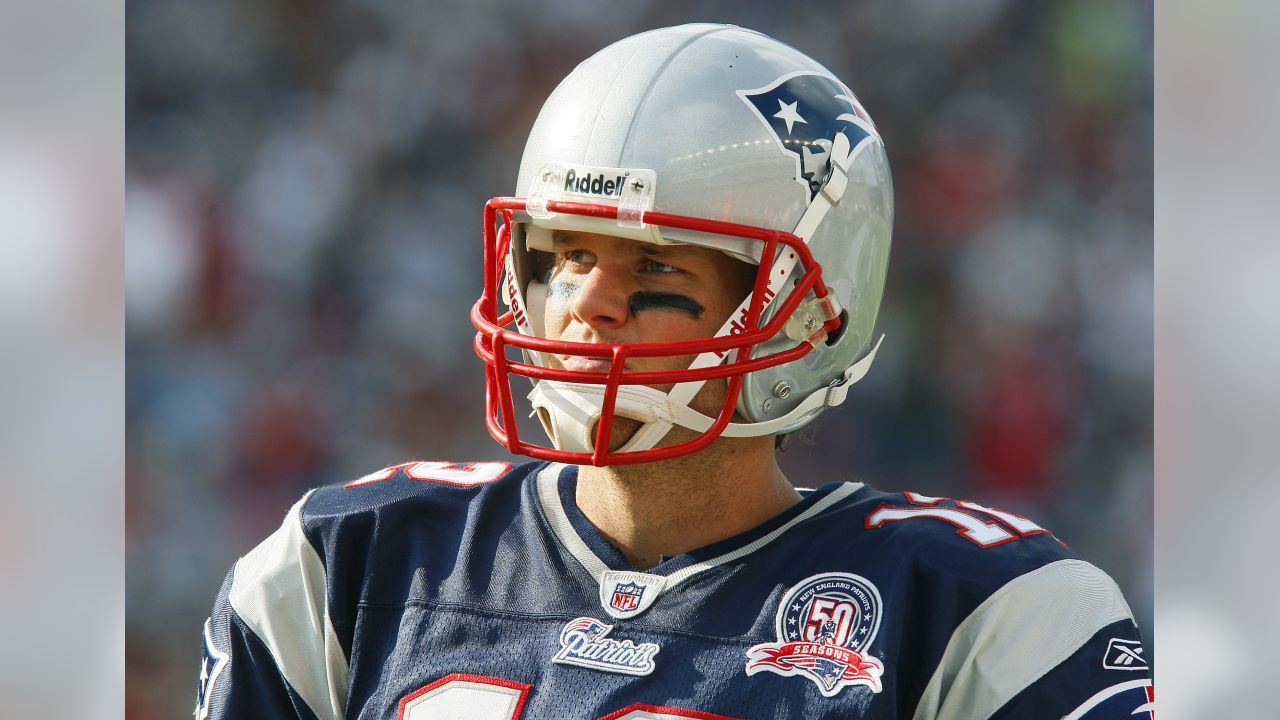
[557,355,617,373]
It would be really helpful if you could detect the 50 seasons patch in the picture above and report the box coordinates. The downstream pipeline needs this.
[745,572,885,697]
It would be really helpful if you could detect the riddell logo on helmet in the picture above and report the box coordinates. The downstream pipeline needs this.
[563,169,629,198]
[714,287,778,359]
[504,264,528,328]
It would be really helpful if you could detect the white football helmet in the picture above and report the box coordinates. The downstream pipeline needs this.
[472,23,892,465]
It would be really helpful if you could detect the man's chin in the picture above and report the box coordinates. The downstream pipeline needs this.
[592,417,704,455]
[548,409,716,458]
[600,416,644,452]
[557,416,674,455]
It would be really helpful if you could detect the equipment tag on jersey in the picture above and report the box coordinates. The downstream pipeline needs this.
[599,570,667,619]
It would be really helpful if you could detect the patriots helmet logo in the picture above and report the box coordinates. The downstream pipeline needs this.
[739,71,879,202]
[195,617,229,719]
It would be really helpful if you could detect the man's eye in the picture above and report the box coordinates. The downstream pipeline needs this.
[560,249,595,269]
[642,259,680,274]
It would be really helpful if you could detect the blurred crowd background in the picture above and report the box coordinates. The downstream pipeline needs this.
[126,1,1152,716]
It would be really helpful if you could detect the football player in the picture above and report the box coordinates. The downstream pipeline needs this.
[198,24,1152,719]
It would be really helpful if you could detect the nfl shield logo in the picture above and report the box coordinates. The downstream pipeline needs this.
[610,581,645,612]
[599,571,666,619]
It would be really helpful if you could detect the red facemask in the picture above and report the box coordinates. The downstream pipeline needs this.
[471,196,841,466]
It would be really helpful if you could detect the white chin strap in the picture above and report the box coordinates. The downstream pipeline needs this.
[528,335,883,454]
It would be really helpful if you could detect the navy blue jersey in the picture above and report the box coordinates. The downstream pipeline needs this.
[196,461,1153,719]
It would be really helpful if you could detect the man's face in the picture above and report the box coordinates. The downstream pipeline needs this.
[539,229,757,449]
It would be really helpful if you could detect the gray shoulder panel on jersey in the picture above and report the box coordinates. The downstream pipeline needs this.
[229,491,349,720]
[912,558,1134,720]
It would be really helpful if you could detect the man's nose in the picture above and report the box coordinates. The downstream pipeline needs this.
[569,265,631,332]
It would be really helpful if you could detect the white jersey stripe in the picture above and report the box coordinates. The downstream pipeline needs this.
[229,492,349,720]
[912,559,1134,720]
[664,482,862,588]
[536,463,609,580]
[537,463,863,588]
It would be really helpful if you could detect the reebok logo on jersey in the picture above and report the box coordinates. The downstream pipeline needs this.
[1103,638,1148,671]
[552,617,660,676]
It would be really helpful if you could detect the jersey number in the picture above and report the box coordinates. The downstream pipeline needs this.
[346,461,512,489]
[865,492,1051,548]
[398,675,740,719]
[399,674,528,719]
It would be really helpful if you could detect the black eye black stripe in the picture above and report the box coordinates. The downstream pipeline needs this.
[545,283,704,320]
[629,292,704,319]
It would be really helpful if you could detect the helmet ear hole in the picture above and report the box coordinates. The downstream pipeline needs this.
[824,309,850,347]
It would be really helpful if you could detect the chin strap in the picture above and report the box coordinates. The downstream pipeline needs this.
[528,381,677,453]
[528,335,883,452]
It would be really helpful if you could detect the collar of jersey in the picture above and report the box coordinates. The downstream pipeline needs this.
[535,462,864,588]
